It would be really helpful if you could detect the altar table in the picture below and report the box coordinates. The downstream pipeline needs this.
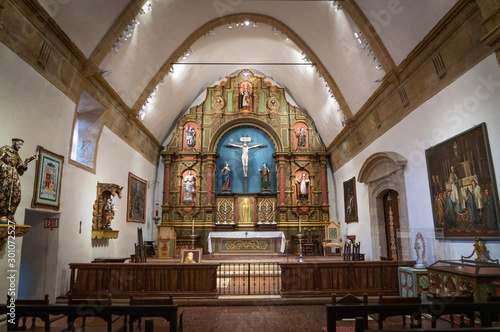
[208,231,286,254]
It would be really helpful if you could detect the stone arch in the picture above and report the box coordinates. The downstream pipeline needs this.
[358,152,408,260]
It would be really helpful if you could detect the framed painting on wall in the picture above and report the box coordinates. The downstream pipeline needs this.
[343,177,358,223]
[425,123,499,239]
[32,146,64,210]
[127,172,147,223]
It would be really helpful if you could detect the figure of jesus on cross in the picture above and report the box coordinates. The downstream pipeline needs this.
[225,137,266,177]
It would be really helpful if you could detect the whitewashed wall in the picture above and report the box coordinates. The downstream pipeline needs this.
[0,44,158,301]
[333,54,500,261]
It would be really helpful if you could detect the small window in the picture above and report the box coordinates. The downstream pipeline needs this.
[69,90,106,172]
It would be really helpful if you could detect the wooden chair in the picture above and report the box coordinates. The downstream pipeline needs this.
[431,294,475,328]
[332,293,368,330]
[67,292,112,331]
[6,294,50,331]
[324,220,342,255]
[353,242,361,261]
[378,293,422,329]
[128,295,174,330]
[343,240,352,261]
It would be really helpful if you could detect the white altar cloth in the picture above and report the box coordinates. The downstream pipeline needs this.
[207,231,286,253]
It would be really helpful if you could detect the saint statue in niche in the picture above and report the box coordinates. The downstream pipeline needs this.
[225,138,266,177]
[183,171,195,201]
[296,172,310,201]
[296,127,307,148]
[221,162,232,191]
[259,162,271,190]
[185,126,196,148]
[239,82,252,111]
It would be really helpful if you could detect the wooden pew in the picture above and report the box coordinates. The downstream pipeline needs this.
[6,294,50,331]
[430,295,474,328]
[325,301,500,332]
[377,293,421,329]
[128,294,173,330]
[67,292,112,331]
[0,303,178,332]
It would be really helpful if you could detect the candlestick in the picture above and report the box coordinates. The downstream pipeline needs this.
[191,217,195,234]
[299,218,301,232]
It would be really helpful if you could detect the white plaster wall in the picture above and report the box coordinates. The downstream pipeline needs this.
[333,54,500,261]
[0,43,158,301]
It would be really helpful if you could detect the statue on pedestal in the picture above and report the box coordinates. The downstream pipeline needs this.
[259,162,271,190]
[0,138,37,224]
[221,162,232,191]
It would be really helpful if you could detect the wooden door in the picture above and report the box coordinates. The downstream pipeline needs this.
[383,191,400,260]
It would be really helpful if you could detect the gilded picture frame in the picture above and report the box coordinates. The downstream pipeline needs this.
[127,172,147,223]
[32,146,64,210]
[343,177,358,223]
[425,123,499,239]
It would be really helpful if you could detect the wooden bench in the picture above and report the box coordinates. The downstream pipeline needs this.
[67,293,113,331]
[6,294,50,331]
[128,295,174,330]
[377,294,421,329]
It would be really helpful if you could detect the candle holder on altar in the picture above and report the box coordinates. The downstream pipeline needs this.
[190,233,197,249]
[297,233,304,263]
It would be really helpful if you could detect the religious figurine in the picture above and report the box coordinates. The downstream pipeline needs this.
[225,139,265,177]
[259,162,271,190]
[102,198,116,229]
[240,84,252,110]
[0,138,37,224]
[296,127,307,148]
[295,172,310,201]
[185,126,196,148]
[183,171,195,201]
[221,162,232,191]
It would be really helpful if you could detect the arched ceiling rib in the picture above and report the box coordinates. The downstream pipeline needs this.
[37,0,459,148]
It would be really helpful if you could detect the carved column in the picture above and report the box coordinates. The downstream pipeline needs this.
[206,160,213,206]
[278,159,286,205]
[162,154,172,207]
[320,158,328,205]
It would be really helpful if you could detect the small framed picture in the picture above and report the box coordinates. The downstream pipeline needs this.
[180,248,202,264]
[32,146,64,210]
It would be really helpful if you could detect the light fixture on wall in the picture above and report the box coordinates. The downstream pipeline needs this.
[153,203,161,225]
[111,18,141,52]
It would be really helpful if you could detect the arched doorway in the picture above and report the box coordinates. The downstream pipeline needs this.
[358,152,408,261]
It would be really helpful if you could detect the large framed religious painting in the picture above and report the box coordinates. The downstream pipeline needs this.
[32,146,64,210]
[127,172,147,223]
[425,123,499,239]
[343,177,358,223]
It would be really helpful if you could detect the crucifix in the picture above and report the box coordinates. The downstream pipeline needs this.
[225,136,266,177]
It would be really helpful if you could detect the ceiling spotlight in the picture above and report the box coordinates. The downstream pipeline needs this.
[228,23,233,29]
[244,21,250,26]
[100,69,112,77]
[253,22,258,28]
[375,77,383,83]
[236,22,240,27]
[376,64,382,70]
[370,57,377,64]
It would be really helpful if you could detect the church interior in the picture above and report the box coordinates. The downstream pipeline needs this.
[1,0,500,331]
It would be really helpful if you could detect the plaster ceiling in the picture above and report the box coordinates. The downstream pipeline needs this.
[38,0,458,146]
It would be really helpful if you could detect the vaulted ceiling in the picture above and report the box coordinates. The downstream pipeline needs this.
[39,0,457,147]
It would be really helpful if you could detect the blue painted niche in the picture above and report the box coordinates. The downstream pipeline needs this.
[216,127,276,194]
